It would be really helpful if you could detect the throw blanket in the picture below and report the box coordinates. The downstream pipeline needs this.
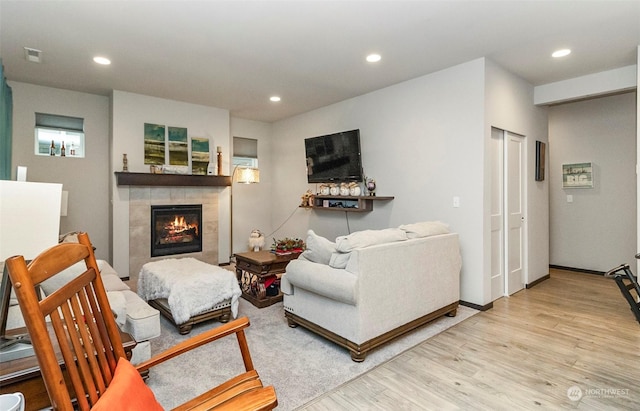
[137,258,241,325]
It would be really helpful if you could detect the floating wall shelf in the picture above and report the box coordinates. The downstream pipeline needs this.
[304,195,394,212]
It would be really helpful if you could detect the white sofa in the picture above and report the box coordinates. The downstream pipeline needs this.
[281,223,461,361]
[6,259,160,364]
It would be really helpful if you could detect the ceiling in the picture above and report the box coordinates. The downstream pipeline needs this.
[1,1,639,123]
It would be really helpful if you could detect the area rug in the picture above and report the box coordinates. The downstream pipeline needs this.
[146,299,477,410]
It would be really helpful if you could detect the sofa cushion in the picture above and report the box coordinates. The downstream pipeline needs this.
[399,221,450,239]
[107,291,127,328]
[335,228,407,253]
[301,230,336,265]
[329,252,351,269]
[101,273,131,292]
[41,261,85,295]
[121,290,161,341]
[41,260,129,295]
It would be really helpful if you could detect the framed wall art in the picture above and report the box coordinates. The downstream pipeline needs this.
[191,137,210,175]
[144,123,165,165]
[535,141,546,181]
[168,126,188,165]
[562,162,593,188]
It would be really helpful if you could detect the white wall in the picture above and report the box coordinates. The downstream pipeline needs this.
[268,58,548,307]
[230,118,273,253]
[271,59,492,305]
[111,91,230,276]
[549,92,637,271]
[485,60,550,296]
[9,82,110,260]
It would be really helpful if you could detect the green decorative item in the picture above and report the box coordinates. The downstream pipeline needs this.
[271,237,305,255]
[144,123,165,165]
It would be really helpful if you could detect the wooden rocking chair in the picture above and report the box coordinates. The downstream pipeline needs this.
[5,232,277,410]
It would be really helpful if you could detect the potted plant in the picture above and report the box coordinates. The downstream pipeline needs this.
[271,237,306,255]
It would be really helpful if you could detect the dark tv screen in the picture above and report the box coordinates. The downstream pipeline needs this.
[305,129,363,183]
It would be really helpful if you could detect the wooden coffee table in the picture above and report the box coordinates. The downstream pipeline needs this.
[234,250,300,308]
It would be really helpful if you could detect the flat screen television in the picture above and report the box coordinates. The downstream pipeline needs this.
[305,129,363,183]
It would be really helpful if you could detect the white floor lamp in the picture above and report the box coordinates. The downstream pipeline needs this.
[230,166,260,261]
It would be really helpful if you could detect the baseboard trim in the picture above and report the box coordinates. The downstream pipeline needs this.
[460,300,493,311]
[549,265,604,276]
[526,274,550,289]
[461,267,603,309]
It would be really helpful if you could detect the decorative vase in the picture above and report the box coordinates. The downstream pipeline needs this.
[122,154,128,172]
[349,186,361,196]
[329,185,340,196]
[217,146,223,176]
[340,183,350,196]
[320,185,330,195]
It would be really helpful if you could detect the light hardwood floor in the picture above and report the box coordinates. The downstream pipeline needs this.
[298,269,639,410]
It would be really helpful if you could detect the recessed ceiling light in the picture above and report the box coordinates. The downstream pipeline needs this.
[270,96,281,102]
[366,54,381,63]
[552,49,571,58]
[93,56,111,65]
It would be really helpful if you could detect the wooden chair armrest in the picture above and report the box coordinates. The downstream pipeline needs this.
[135,316,251,373]
[181,386,278,411]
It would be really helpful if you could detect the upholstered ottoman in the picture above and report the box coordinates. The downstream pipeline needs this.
[137,257,242,334]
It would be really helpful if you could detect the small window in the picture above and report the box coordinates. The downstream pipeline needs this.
[232,137,258,168]
[35,113,85,157]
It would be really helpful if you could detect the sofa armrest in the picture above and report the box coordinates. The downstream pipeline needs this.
[283,259,358,305]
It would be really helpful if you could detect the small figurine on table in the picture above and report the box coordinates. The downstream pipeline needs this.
[248,229,265,252]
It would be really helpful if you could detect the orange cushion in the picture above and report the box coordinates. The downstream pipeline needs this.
[91,357,164,411]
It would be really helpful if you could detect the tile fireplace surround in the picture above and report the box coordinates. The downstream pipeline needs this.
[128,186,220,285]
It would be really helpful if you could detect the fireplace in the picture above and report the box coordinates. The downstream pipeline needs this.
[151,204,202,257]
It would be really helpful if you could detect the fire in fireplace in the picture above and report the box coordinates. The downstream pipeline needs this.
[151,204,202,257]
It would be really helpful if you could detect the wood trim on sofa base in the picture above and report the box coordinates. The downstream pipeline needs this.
[284,302,459,362]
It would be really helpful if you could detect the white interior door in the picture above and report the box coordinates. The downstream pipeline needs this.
[491,128,526,300]
[505,131,525,295]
